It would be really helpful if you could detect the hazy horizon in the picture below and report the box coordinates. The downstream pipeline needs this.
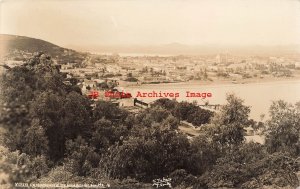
[2,33,300,56]
[1,0,300,51]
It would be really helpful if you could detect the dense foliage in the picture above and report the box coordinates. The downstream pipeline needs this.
[0,53,299,188]
[152,99,213,126]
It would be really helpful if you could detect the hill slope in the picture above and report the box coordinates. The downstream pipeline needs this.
[0,34,87,64]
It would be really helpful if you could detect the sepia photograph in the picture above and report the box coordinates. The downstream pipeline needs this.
[0,0,300,188]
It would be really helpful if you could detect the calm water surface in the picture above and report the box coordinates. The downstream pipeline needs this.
[125,80,300,120]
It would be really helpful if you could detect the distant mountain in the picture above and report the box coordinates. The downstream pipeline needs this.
[71,43,300,56]
[0,34,87,64]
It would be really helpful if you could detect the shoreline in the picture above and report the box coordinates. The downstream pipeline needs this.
[124,75,300,88]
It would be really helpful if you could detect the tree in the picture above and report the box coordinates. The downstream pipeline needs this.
[205,142,266,188]
[0,147,50,185]
[135,106,177,129]
[187,134,219,175]
[64,136,100,176]
[29,91,65,161]
[211,93,250,126]
[61,91,92,140]
[93,100,129,123]
[90,118,128,153]
[102,129,190,182]
[152,98,177,111]
[0,53,78,153]
[24,119,49,157]
[265,100,300,157]
[174,101,196,121]
[0,66,35,150]
[186,108,213,126]
[207,94,251,146]
[153,99,213,127]
[205,148,299,188]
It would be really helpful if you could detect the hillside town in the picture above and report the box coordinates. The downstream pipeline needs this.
[2,50,300,122]
[2,50,300,90]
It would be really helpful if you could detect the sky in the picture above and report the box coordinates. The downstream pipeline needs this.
[1,0,300,48]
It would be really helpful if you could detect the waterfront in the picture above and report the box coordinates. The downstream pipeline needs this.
[126,79,300,120]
